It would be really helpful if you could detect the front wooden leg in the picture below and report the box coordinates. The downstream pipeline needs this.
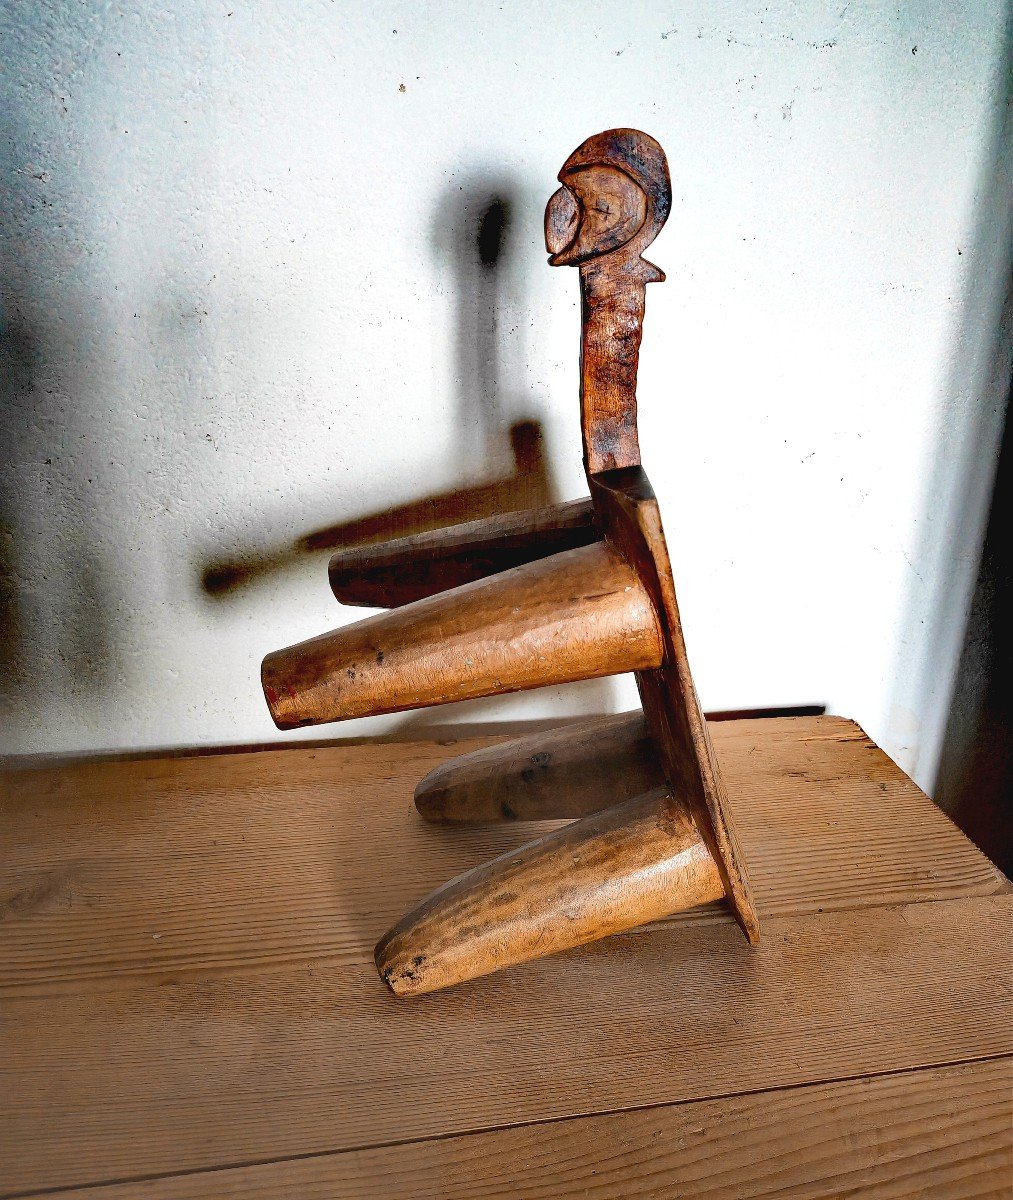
[415,711,663,822]
[263,541,662,729]
[375,788,725,997]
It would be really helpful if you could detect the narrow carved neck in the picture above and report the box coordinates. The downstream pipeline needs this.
[579,257,660,477]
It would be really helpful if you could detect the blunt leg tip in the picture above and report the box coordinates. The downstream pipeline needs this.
[261,658,287,729]
[414,766,473,822]
[413,783,453,823]
[262,652,321,730]
[374,933,429,997]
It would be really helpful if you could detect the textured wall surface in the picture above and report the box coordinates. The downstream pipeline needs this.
[2,1,1010,789]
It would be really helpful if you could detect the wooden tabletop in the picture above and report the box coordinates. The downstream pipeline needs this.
[2,715,1011,1198]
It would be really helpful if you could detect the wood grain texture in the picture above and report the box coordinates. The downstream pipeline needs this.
[45,1059,1013,1199]
[1,897,1009,1194]
[376,787,723,995]
[1,719,1004,997]
[414,710,655,821]
[1,718,1010,1194]
[328,497,599,608]
[263,540,663,728]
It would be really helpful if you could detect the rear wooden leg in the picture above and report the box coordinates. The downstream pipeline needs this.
[329,497,599,608]
[415,711,663,822]
[375,788,725,997]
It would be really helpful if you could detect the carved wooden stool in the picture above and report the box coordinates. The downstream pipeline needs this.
[262,129,760,995]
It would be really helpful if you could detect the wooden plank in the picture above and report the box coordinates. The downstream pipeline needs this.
[1,893,1010,1194]
[42,1059,1013,1199]
[1,718,1004,996]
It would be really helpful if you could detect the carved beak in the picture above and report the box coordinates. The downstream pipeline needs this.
[545,185,580,264]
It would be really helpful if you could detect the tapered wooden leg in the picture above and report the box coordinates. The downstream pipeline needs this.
[375,788,725,996]
[329,498,599,608]
[263,541,663,729]
[415,711,663,822]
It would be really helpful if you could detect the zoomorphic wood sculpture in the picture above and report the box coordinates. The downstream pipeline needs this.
[262,129,760,995]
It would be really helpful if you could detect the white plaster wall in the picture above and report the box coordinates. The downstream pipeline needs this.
[2,1,1009,789]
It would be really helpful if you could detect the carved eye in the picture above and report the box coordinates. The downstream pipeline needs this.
[544,186,580,256]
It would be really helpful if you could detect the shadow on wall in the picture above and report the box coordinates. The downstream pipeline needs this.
[200,183,555,596]
[198,172,616,726]
[935,361,1013,875]
[915,19,1012,873]
[0,265,118,736]
[886,13,1013,838]
[0,315,34,694]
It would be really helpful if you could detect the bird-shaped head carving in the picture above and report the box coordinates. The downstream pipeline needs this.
[545,129,671,270]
